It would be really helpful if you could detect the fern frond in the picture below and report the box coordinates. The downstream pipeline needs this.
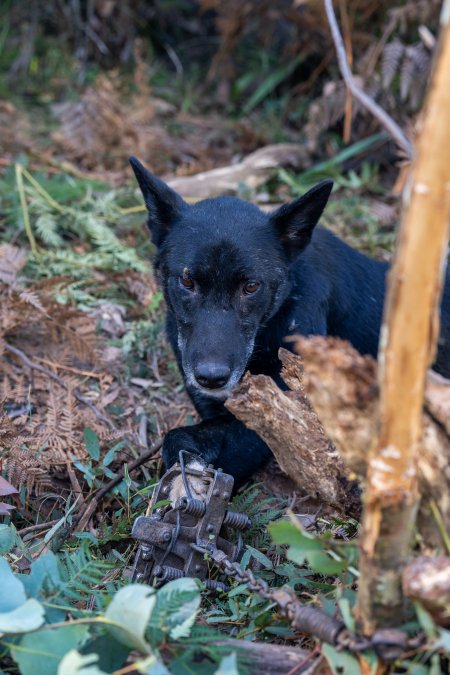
[35,212,64,247]
[18,289,49,315]
[382,40,404,89]
[55,542,116,605]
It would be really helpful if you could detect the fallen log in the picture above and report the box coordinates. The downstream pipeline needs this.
[214,640,329,675]
[166,144,310,199]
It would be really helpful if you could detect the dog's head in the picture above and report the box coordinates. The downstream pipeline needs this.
[130,157,332,399]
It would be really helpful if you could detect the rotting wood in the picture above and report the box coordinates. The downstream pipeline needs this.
[355,0,450,632]
[402,556,450,628]
[166,144,310,199]
[225,359,361,518]
[228,338,450,545]
[293,337,450,548]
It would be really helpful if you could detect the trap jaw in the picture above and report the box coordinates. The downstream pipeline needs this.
[131,452,251,590]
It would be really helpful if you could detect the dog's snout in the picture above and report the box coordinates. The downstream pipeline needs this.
[194,362,231,389]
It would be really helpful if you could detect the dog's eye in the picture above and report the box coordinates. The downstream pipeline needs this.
[242,280,261,295]
[180,275,195,291]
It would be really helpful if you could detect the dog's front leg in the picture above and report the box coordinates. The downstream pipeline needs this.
[162,414,273,500]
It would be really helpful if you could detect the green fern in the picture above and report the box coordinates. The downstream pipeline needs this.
[232,485,286,546]
[52,542,116,607]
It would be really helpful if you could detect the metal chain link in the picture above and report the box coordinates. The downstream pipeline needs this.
[195,546,423,660]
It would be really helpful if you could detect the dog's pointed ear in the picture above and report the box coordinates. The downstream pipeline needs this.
[129,156,187,246]
[270,180,333,260]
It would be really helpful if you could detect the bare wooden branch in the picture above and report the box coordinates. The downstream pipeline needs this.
[323,0,413,158]
[167,144,310,199]
[356,1,450,631]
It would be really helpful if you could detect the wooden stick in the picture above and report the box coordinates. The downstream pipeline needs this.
[323,0,413,158]
[356,0,450,632]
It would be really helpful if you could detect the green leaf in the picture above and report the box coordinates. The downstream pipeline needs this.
[105,584,156,654]
[137,654,171,674]
[245,545,273,570]
[0,599,45,634]
[438,628,450,654]
[11,624,89,675]
[214,652,239,675]
[83,428,100,461]
[242,55,302,114]
[322,644,361,675]
[406,665,429,675]
[0,524,18,554]
[414,602,438,641]
[102,441,125,467]
[57,650,108,675]
[80,635,129,672]
[0,557,27,612]
[21,551,62,599]
[338,597,356,632]
[269,519,346,575]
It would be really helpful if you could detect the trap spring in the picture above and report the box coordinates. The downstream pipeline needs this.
[131,451,251,592]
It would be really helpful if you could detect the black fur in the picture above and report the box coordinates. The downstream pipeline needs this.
[130,157,450,482]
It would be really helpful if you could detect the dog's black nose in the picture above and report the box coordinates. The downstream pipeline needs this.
[194,363,231,389]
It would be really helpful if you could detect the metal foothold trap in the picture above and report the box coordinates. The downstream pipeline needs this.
[131,452,251,590]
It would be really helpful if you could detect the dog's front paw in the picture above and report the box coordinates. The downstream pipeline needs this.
[169,459,209,505]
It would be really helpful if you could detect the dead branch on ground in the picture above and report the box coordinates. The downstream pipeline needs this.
[167,144,310,199]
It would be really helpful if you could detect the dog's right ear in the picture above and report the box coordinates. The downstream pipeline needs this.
[129,157,187,246]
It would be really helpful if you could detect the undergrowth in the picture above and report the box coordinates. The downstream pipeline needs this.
[0,162,448,673]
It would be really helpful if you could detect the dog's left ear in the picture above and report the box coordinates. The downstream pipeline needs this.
[129,156,187,247]
[270,180,333,260]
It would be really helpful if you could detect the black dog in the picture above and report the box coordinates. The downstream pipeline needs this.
[130,157,450,483]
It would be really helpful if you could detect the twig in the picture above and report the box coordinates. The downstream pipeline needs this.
[71,439,163,533]
[15,164,38,254]
[323,0,413,158]
[429,500,450,556]
[18,519,60,536]
[4,342,117,431]
[21,166,65,213]
[285,643,322,675]
[338,0,353,144]
[17,442,162,540]
[92,440,162,503]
